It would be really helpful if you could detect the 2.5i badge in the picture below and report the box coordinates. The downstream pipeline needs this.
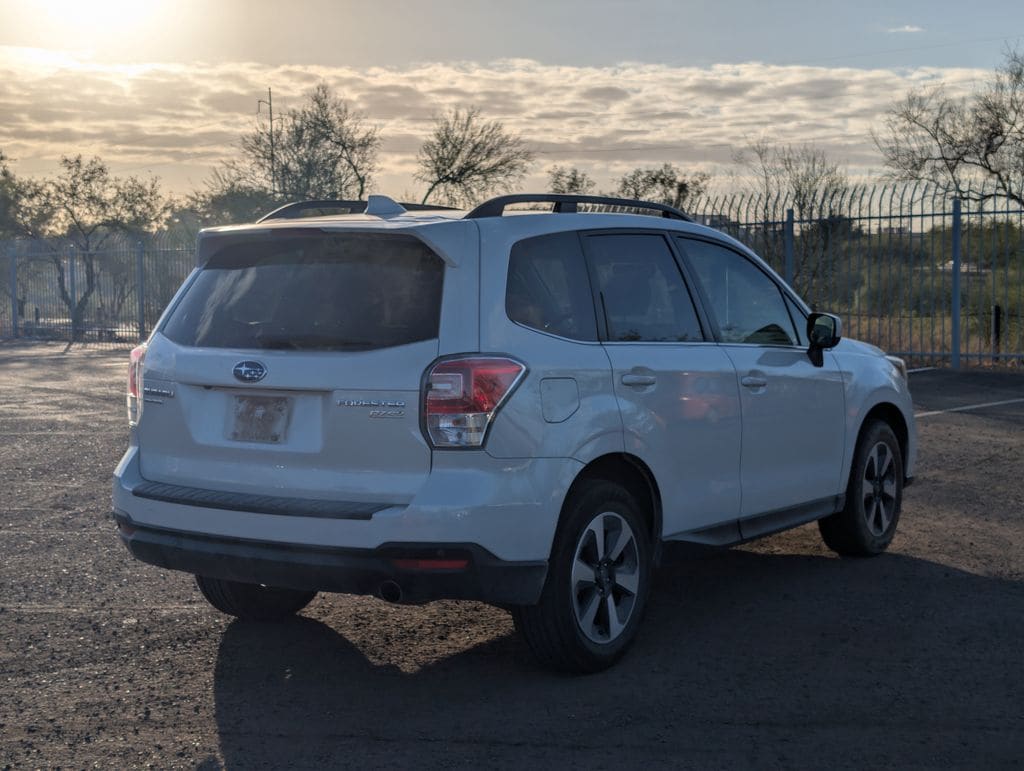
[337,398,406,419]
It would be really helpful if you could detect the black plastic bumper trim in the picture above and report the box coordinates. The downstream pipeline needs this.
[112,510,547,606]
[131,480,392,520]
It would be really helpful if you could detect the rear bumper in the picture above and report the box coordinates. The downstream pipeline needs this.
[113,509,547,605]
[114,446,579,564]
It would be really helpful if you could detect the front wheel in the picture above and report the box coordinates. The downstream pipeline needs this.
[195,575,317,621]
[819,420,904,556]
[514,480,652,673]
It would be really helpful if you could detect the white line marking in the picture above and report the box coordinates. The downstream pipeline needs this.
[907,367,936,373]
[915,397,1024,418]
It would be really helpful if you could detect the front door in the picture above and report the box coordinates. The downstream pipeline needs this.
[674,236,847,523]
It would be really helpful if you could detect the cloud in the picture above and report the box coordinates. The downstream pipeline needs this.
[579,86,632,103]
[887,25,924,33]
[0,46,985,195]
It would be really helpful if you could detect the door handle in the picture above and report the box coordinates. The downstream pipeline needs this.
[741,375,768,389]
[621,374,657,387]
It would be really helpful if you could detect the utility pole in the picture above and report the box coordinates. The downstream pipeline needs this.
[258,87,276,195]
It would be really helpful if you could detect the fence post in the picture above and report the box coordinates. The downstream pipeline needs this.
[991,304,1002,362]
[950,198,962,369]
[136,240,146,341]
[67,245,77,343]
[783,208,795,286]
[8,244,17,338]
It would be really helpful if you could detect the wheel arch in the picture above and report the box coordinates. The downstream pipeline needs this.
[561,453,664,564]
[857,402,909,480]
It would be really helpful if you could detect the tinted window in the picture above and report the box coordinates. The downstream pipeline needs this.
[676,238,799,346]
[506,232,598,341]
[584,233,703,342]
[162,233,444,350]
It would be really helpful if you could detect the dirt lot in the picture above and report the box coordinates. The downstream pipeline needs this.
[1,342,1021,769]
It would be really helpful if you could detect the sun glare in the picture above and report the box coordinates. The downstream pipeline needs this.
[29,0,158,35]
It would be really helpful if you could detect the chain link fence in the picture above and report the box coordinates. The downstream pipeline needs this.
[1,184,1022,367]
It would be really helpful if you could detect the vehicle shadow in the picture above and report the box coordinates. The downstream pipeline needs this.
[209,544,1023,769]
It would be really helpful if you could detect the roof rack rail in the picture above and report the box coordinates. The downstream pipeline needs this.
[257,199,458,223]
[464,194,694,222]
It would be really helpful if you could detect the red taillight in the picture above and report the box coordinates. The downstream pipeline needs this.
[127,344,146,426]
[423,356,526,447]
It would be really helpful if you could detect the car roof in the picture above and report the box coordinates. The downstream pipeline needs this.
[194,194,752,271]
[201,193,700,235]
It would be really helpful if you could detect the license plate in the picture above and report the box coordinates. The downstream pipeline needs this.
[230,395,292,443]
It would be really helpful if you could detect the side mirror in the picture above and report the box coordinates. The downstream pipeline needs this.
[806,312,842,367]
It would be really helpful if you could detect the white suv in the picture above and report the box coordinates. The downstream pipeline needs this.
[112,193,917,672]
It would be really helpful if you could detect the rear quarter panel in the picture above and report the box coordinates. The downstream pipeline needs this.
[474,217,623,463]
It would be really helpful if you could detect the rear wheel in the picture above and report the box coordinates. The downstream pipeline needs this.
[514,480,652,673]
[195,575,317,621]
[819,420,903,556]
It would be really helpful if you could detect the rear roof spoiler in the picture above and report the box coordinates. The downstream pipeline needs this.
[257,198,458,222]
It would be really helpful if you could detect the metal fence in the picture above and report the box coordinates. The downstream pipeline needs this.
[688,182,1024,367]
[1,184,1022,367]
[1,233,195,349]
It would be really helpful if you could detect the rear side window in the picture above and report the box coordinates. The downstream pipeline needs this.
[584,233,704,343]
[162,233,444,350]
[506,231,598,341]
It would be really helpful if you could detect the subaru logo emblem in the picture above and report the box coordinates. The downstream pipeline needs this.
[233,361,267,383]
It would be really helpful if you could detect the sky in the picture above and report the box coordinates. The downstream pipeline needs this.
[1,0,1022,198]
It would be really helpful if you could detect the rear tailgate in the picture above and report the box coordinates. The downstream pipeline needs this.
[136,229,448,505]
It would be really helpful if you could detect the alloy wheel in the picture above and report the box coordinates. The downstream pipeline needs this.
[862,441,898,537]
[570,511,641,644]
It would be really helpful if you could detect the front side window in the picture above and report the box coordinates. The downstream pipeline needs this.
[506,231,598,341]
[676,237,799,346]
[162,233,444,350]
[784,294,808,346]
[584,233,703,343]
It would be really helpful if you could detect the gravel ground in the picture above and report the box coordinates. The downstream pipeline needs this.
[1,342,1022,769]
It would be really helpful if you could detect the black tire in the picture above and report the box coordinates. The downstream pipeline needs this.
[514,480,653,674]
[819,420,904,556]
[195,575,317,621]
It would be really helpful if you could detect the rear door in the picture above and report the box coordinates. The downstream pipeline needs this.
[137,229,451,505]
[581,231,742,538]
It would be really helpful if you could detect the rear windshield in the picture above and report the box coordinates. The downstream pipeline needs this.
[161,233,444,351]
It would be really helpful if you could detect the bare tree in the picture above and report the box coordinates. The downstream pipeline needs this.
[0,152,54,324]
[44,156,165,252]
[613,163,710,211]
[732,140,849,295]
[417,108,534,206]
[875,47,1024,206]
[547,165,596,194]
[225,83,381,201]
[15,156,167,340]
[0,150,16,238]
[0,153,51,241]
[733,140,847,219]
[185,170,281,227]
[1,150,20,314]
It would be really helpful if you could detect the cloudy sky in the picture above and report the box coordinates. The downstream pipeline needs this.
[1,0,1021,197]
